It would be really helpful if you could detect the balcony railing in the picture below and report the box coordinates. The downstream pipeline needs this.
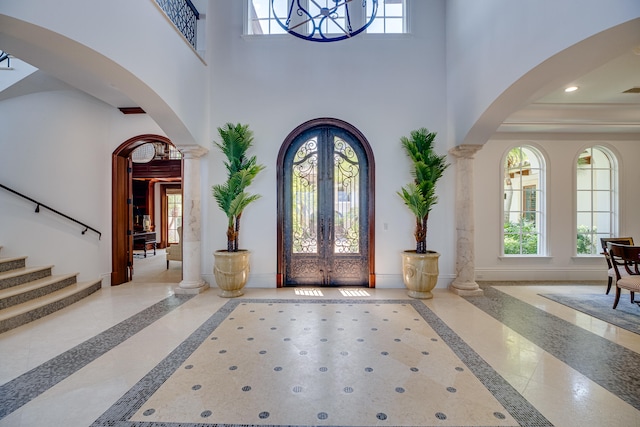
[0,51,11,68]
[155,0,199,49]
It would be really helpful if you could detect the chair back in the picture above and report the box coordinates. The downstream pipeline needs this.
[608,243,640,279]
[601,237,634,268]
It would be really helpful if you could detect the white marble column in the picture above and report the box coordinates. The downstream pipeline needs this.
[175,144,209,294]
[449,144,484,296]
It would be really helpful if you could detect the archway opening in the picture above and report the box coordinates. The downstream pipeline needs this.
[111,135,182,285]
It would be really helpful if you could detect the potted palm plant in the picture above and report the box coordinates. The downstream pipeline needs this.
[397,128,449,299]
[212,122,265,297]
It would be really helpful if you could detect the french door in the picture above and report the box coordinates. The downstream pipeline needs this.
[280,121,373,286]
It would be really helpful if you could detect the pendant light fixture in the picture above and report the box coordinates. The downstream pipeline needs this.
[272,0,378,42]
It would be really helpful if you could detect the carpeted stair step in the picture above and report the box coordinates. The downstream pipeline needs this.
[0,265,53,291]
[0,273,78,310]
[0,255,27,273]
[0,279,102,334]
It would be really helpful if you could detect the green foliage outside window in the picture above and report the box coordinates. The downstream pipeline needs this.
[291,171,317,254]
[504,219,538,254]
[576,225,598,255]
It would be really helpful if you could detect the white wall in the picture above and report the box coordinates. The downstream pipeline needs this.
[475,137,640,281]
[0,57,36,92]
[0,89,165,285]
[0,0,209,146]
[203,0,454,288]
[446,0,640,146]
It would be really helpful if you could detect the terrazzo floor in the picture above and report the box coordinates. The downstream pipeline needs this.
[0,252,639,426]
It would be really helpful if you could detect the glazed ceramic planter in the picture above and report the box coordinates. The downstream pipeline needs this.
[401,250,440,299]
[213,250,250,298]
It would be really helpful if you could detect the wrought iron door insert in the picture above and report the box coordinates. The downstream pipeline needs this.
[283,125,370,286]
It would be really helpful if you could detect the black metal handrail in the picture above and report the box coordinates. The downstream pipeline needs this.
[0,184,101,239]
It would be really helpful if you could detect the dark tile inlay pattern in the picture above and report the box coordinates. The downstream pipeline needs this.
[465,286,640,410]
[91,298,552,427]
[0,257,26,273]
[0,294,195,420]
[0,266,51,291]
[0,275,77,310]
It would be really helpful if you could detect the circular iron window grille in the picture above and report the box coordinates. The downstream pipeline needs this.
[271,0,378,42]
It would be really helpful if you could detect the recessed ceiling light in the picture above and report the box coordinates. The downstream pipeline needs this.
[564,86,579,93]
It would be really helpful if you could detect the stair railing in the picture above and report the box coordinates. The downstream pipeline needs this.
[0,183,101,239]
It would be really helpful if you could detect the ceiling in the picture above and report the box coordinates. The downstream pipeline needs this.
[497,49,640,138]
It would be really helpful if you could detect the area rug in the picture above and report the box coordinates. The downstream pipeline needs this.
[91,298,551,427]
[539,293,640,335]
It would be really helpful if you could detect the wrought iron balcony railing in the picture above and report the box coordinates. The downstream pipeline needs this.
[0,51,11,68]
[155,0,200,49]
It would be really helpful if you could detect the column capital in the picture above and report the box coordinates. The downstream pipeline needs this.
[178,144,209,159]
[449,144,483,159]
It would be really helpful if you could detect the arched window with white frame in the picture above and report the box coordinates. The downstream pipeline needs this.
[576,146,618,255]
[502,145,546,255]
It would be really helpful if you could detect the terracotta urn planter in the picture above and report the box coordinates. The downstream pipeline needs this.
[213,250,250,298]
[401,250,440,299]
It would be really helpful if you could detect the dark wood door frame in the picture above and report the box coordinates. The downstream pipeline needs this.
[111,134,175,286]
[276,118,376,288]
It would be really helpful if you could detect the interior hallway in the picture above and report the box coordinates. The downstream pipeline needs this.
[0,252,639,426]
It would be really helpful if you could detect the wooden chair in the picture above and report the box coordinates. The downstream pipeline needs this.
[607,243,640,309]
[600,237,634,294]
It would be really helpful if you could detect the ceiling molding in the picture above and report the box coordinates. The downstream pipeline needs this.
[500,102,640,134]
[490,132,640,141]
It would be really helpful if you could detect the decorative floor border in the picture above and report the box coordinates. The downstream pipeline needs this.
[465,286,640,410]
[91,298,552,427]
[0,294,195,420]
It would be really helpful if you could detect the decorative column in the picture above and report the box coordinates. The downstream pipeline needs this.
[449,144,484,296]
[175,144,209,294]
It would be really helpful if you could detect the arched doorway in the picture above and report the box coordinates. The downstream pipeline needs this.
[277,118,375,287]
[111,135,182,286]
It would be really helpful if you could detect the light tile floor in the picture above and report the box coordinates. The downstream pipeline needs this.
[0,252,639,426]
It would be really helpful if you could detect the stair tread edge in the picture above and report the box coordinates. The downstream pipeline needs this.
[0,273,79,298]
[0,279,102,320]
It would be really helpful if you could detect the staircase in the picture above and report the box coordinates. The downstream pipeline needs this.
[0,246,102,334]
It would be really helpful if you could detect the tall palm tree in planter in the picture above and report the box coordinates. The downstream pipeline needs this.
[397,128,449,299]
[212,123,265,297]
